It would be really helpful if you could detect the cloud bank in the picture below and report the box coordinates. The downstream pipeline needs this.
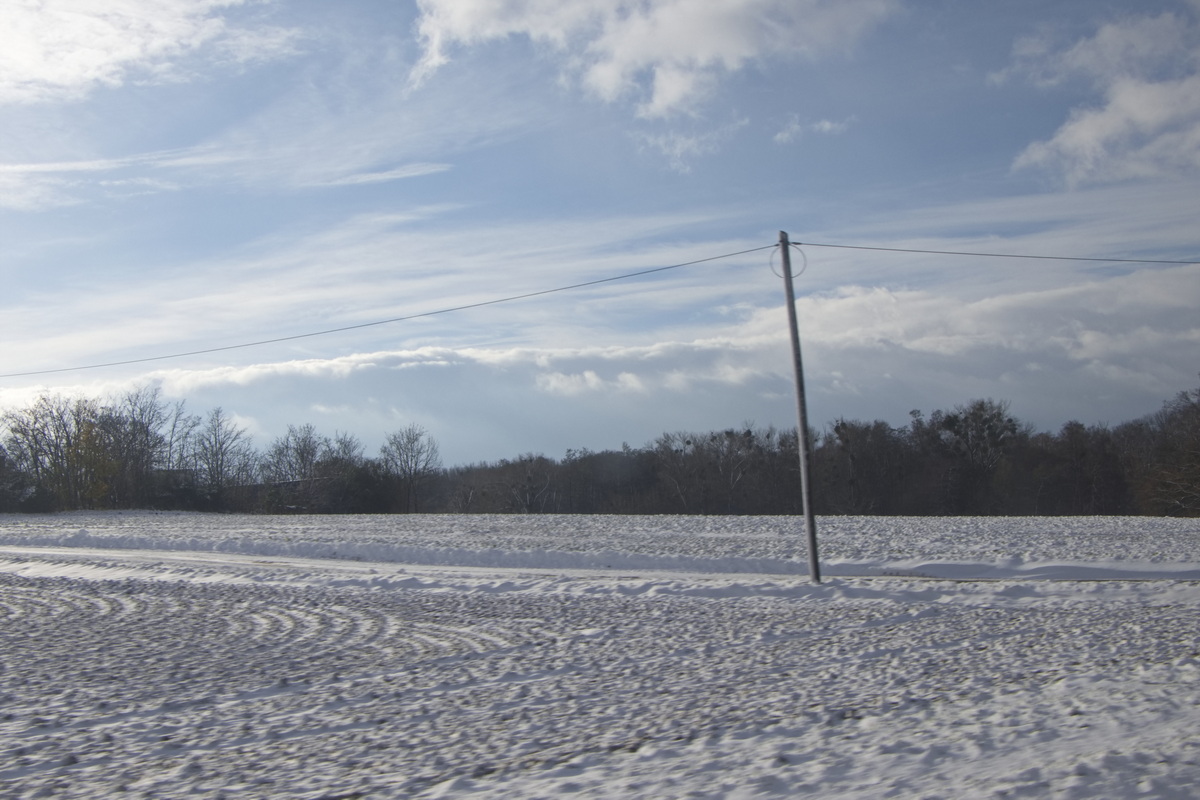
[6,251,1194,463]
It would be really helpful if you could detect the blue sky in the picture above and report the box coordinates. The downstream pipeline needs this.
[2,0,1199,465]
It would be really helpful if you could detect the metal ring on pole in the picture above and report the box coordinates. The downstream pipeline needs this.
[770,243,808,279]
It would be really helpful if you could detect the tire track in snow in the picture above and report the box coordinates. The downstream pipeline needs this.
[1,535,1199,798]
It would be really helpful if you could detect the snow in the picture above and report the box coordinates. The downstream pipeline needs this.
[0,512,1198,798]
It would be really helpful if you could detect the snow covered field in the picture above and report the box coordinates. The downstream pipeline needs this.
[1,513,1198,798]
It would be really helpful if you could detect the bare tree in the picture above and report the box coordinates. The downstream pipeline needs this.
[262,424,329,484]
[652,432,705,512]
[193,407,256,508]
[1146,384,1200,515]
[103,385,170,507]
[496,453,555,513]
[259,424,334,511]
[0,442,25,511]
[706,428,759,513]
[162,400,201,472]
[327,431,365,466]
[2,393,113,509]
[379,423,442,512]
[315,432,379,513]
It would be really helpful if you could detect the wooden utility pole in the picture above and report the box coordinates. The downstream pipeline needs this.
[779,231,821,583]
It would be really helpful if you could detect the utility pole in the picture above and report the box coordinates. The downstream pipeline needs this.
[779,231,821,583]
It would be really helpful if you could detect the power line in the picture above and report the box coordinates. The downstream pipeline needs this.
[6,235,1196,381]
[1,244,777,379]
[793,240,1199,265]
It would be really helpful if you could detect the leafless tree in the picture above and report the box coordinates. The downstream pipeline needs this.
[103,385,170,507]
[2,393,113,509]
[193,407,256,507]
[162,400,201,472]
[262,424,329,484]
[1145,384,1200,515]
[379,423,442,512]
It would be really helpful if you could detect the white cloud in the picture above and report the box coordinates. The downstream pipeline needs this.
[0,153,163,209]
[773,115,804,144]
[0,207,774,383]
[152,47,541,195]
[0,145,447,211]
[0,0,302,105]
[5,254,1198,463]
[995,14,1191,89]
[0,172,76,211]
[774,115,853,144]
[810,118,852,135]
[616,372,645,392]
[153,351,412,396]
[412,0,896,117]
[1003,8,1200,184]
[212,18,305,67]
[1015,75,1200,183]
[4,176,1198,461]
[635,118,748,171]
[536,369,607,396]
[311,403,350,415]
[788,263,1200,399]
[309,163,453,187]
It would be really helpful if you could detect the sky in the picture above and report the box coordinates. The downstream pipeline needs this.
[2,0,1199,466]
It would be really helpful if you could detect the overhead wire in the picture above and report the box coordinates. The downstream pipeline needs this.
[4,236,1195,380]
[792,240,1199,265]
[0,244,777,379]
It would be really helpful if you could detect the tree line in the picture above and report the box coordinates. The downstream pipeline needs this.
[1,383,1197,516]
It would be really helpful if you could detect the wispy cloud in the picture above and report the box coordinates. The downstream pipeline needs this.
[0,172,76,211]
[773,115,805,144]
[810,118,852,135]
[635,119,748,171]
[36,249,1195,461]
[412,0,896,118]
[160,47,542,194]
[0,207,771,379]
[999,7,1200,185]
[774,114,854,144]
[308,163,452,187]
[7,206,1197,460]
[0,147,235,209]
[0,144,446,211]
